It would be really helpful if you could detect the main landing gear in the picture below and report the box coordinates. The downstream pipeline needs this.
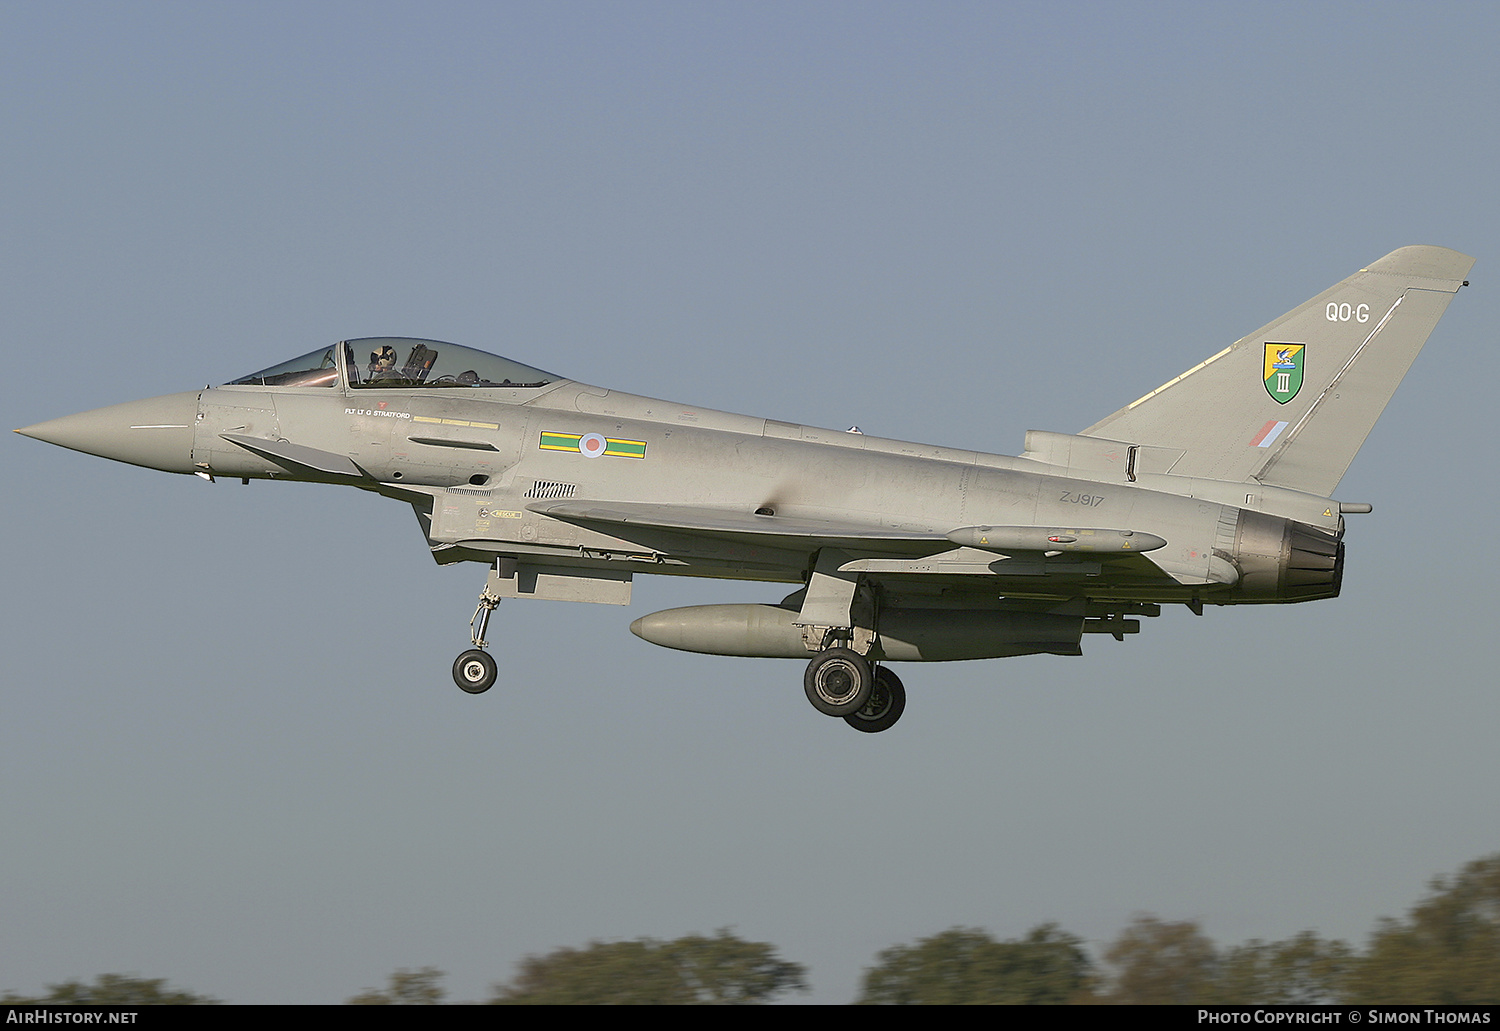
[845,666,906,734]
[803,647,906,733]
[804,647,872,716]
[793,553,906,731]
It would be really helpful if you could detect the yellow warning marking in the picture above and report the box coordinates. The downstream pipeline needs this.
[414,415,499,431]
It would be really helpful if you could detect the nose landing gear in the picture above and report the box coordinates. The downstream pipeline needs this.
[452,577,502,694]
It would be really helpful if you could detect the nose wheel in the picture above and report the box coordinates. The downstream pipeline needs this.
[453,649,498,694]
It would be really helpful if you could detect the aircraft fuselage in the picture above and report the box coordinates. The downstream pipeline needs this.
[174,375,1339,609]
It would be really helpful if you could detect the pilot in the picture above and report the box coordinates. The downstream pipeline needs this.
[369,344,398,379]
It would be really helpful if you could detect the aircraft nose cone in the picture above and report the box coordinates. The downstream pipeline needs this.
[16,391,200,474]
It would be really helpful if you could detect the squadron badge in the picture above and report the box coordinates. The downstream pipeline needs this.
[1263,343,1304,404]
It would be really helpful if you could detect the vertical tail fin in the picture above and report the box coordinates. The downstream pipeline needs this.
[1083,246,1473,496]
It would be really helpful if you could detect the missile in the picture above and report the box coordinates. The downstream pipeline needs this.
[946,526,1167,553]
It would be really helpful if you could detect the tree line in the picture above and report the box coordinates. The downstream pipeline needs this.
[6,854,1497,1004]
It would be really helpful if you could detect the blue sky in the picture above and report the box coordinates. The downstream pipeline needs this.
[4,1,1498,1003]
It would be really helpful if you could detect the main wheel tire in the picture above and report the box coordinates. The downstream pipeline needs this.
[453,649,498,694]
[845,665,906,733]
[804,647,873,717]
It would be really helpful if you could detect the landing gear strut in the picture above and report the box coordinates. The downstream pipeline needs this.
[452,578,502,694]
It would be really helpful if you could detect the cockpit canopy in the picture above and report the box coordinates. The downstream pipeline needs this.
[229,347,341,388]
[228,338,559,390]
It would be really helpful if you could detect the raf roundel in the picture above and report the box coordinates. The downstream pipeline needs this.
[578,432,607,458]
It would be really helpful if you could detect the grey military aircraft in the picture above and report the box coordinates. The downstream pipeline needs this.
[16,246,1473,732]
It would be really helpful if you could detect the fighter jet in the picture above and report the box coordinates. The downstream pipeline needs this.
[16,246,1473,732]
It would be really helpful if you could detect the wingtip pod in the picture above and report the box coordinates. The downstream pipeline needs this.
[1362,245,1474,285]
